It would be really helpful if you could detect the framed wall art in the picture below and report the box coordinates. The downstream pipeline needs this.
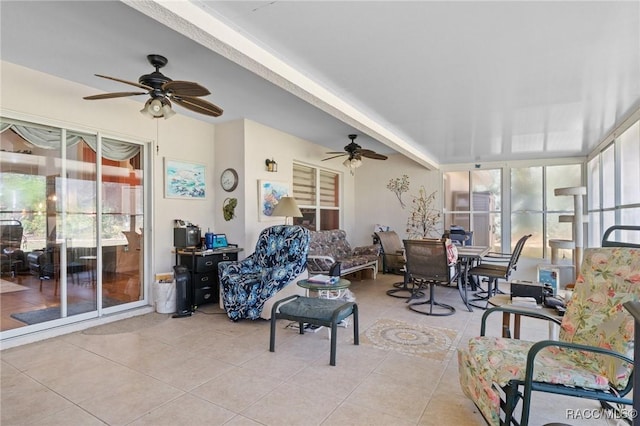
[258,179,290,221]
[164,158,206,199]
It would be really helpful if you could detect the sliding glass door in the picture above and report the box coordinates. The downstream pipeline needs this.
[99,138,145,308]
[0,118,147,335]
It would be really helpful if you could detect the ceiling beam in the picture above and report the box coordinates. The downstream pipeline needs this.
[123,0,438,170]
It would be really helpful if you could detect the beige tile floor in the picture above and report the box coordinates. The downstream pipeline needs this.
[1,274,618,425]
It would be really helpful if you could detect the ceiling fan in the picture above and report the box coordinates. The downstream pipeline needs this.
[83,54,223,119]
[323,134,387,173]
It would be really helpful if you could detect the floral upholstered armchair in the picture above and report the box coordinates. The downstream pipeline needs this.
[219,225,310,321]
[458,247,640,425]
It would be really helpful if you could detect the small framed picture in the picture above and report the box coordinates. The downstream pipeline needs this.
[258,180,290,221]
[164,158,206,199]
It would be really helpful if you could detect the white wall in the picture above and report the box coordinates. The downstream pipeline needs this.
[352,154,440,246]
[152,115,216,274]
[1,60,441,281]
[225,119,356,253]
[1,61,216,283]
[210,119,443,254]
[213,120,246,251]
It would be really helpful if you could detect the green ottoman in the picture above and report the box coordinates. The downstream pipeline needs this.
[270,295,359,366]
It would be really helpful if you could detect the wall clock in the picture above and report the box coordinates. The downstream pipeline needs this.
[220,168,239,192]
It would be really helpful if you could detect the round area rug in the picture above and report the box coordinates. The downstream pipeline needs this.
[361,318,458,360]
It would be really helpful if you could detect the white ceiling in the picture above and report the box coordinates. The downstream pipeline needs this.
[1,1,639,168]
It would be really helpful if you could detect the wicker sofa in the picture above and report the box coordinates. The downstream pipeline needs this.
[307,229,379,279]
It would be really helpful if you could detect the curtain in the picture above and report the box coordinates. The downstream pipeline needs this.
[1,122,140,161]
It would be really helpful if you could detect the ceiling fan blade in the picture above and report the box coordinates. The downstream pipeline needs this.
[322,153,348,161]
[94,74,152,91]
[325,151,346,155]
[360,150,388,160]
[163,80,210,97]
[83,91,147,100]
[172,95,223,117]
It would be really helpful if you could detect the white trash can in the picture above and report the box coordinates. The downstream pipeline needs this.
[154,279,176,314]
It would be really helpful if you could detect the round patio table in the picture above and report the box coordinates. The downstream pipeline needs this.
[297,278,351,299]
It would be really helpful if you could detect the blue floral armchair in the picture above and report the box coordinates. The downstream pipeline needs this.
[219,225,310,321]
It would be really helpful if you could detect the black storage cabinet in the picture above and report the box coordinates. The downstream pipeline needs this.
[178,250,238,308]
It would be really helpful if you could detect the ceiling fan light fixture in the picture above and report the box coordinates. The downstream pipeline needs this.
[161,102,175,119]
[140,99,153,118]
[323,134,386,170]
[140,98,163,118]
[140,97,175,119]
[343,158,362,168]
[343,157,362,175]
[85,55,223,119]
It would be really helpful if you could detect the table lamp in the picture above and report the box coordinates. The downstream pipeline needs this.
[271,197,302,225]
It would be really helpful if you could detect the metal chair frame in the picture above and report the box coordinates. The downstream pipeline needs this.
[375,231,424,299]
[404,239,457,316]
[468,234,531,309]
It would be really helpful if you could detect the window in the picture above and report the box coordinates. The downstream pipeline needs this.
[443,169,501,251]
[0,117,147,336]
[620,121,640,205]
[444,162,583,259]
[588,119,640,246]
[292,163,340,230]
[587,153,601,247]
[511,164,582,258]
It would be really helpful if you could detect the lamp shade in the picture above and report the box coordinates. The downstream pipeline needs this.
[271,197,302,223]
[343,157,362,175]
[140,97,175,119]
[161,102,176,119]
[343,158,362,169]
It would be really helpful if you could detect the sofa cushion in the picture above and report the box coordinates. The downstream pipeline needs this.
[309,229,353,259]
[340,255,376,270]
[307,230,379,277]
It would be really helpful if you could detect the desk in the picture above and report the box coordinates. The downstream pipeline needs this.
[456,246,490,311]
[488,294,562,339]
[176,247,243,308]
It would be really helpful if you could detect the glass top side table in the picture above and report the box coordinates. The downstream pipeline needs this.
[297,278,351,299]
